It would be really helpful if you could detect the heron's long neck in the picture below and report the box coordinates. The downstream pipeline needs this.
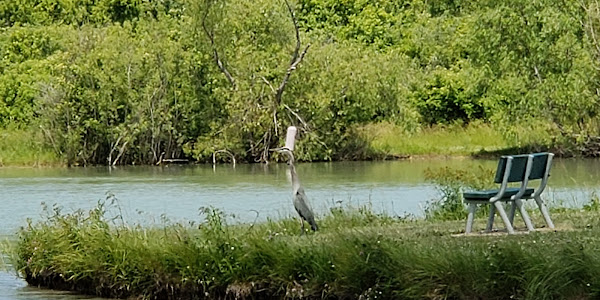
[289,163,301,192]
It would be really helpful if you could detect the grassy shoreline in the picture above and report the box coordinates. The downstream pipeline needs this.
[0,122,545,167]
[6,202,600,299]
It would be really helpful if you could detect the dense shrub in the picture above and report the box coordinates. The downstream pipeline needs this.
[38,22,218,165]
[0,0,183,26]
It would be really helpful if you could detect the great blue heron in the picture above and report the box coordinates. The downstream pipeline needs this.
[272,147,318,233]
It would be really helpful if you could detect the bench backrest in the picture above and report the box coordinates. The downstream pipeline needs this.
[493,152,552,183]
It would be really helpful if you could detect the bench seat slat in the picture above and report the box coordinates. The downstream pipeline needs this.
[464,187,534,201]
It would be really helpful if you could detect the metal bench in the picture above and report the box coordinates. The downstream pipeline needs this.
[464,152,555,234]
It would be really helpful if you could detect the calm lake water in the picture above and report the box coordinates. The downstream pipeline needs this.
[1,158,599,299]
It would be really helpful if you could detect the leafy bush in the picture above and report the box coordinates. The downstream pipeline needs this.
[0,0,183,26]
[423,165,495,220]
[412,65,489,124]
[38,22,217,165]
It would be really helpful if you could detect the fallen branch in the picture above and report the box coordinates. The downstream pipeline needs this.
[283,104,309,130]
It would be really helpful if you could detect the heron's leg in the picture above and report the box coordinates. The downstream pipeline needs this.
[486,204,496,232]
[299,218,305,235]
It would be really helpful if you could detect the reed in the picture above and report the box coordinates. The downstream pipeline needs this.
[5,199,600,300]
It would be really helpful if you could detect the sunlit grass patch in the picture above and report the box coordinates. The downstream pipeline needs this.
[0,127,59,167]
[361,121,517,157]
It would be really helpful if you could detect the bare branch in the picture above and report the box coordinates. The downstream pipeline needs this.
[533,65,543,83]
[273,109,279,136]
[108,135,123,165]
[275,0,310,105]
[283,104,309,130]
[260,76,276,94]
[285,0,301,66]
[252,130,272,163]
[582,0,600,59]
[202,1,237,90]
[246,209,260,232]
[39,125,61,156]
[112,141,129,166]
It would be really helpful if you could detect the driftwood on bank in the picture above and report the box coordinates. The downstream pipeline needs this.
[213,149,236,166]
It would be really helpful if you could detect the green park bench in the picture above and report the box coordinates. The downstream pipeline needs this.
[463,152,555,234]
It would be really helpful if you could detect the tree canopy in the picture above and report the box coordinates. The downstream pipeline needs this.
[0,0,599,165]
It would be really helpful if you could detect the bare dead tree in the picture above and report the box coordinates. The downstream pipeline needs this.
[200,0,311,162]
[255,0,311,161]
[275,0,311,106]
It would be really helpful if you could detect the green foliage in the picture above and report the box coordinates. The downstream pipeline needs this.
[0,0,183,26]
[0,127,58,166]
[583,192,600,212]
[37,21,218,165]
[411,64,489,124]
[297,0,401,48]
[1,26,60,63]
[0,26,67,126]
[288,42,420,160]
[1,0,600,164]
[364,121,514,156]
[184,0,305,162]
[423,165,495,220]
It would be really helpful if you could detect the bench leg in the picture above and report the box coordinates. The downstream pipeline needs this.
[508,201,517,225]
[486,204,495,232]
[494,201,515,234]
[535,196,555,229]
[515,199,534,231]
[466,203,477,234]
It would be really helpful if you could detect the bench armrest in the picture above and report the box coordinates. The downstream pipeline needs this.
[533,153,554,198]
[490,156,513,202]
[511,155,534,200]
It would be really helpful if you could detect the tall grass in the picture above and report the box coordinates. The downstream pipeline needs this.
[6,198,600,299]
[361,121,515,157]
[0,127,59,166]
[423,165,496,220]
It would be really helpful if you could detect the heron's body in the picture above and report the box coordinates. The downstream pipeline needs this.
[277,148,318,233]
[290,167,318,231]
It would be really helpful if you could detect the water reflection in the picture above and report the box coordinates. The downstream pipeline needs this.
[1,158,599,299]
